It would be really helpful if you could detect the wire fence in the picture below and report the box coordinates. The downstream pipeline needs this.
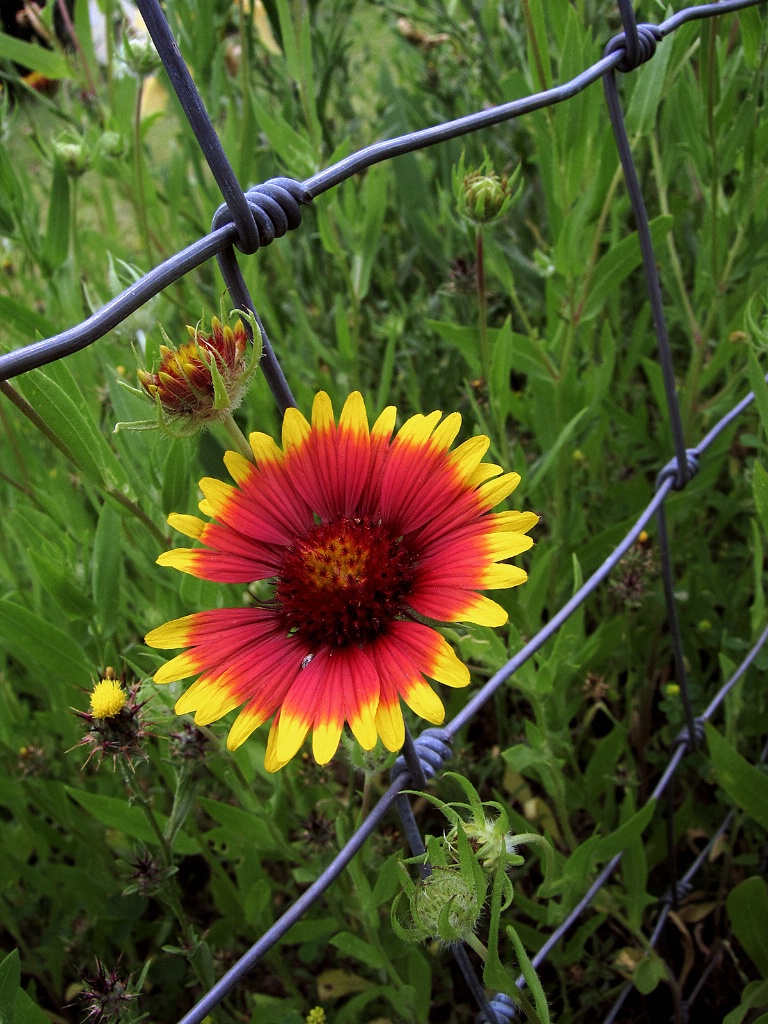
[1,0,767,1021]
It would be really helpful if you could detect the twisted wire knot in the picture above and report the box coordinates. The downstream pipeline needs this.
[391,728,453,786]
[477,992,517,1024]
[604,23,662,73]
[661,877,694,906]
[674,717,706,753]
[212,177,311,255]
[656,448,700,492]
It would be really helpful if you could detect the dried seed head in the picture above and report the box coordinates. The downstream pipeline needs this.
[75,959,137,1024]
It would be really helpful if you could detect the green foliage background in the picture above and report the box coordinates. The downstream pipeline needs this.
[0,0,768,1021]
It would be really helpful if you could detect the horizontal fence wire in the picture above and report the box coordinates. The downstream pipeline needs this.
[1,0,767,1022]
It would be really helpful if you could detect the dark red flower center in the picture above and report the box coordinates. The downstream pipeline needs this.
[276,516,417,648]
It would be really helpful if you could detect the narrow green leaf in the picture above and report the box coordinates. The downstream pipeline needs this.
[625,36,674,136]
[753,462,768,538]
[161,440,192,516]
[506,924,551,1022]
[42,159,70,270]
[0,948,20,1024]
[0,32,70,78]
[706,723,768,832]
[91,503,122,637]
[727,877,768,977]
[0,297,58,342]
[65,788,198,856]
[748,349,768,438]
[527,407,590,492]
[526,0,552,90]
[0,599,90,688]
[738,6,764,69]
[330,933,386,971]
[582,216,673,322]
[592,800,656,862]
[15,363,128,490]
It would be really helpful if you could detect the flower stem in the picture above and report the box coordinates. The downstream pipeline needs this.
[476,227,491,388]
[219,410,255,462]
[133,78,153,265]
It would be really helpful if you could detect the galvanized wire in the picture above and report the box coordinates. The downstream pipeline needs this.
[1,1,767,1022]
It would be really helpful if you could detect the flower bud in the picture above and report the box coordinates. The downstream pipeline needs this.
[119,313,261,437]
[453,151,521,227]
[409,868,484,945]
[457,816,521,872]
[98,130,127,161]
[462,170,509,223]
[52,135,90,177]
[119,32,162,77]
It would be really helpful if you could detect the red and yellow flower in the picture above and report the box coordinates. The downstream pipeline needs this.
[145,392,537,771]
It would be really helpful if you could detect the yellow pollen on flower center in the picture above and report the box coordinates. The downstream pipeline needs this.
[303,536,370,590]
[276,516,417,648]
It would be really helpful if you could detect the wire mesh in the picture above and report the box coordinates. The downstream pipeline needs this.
[1,1,767,1021]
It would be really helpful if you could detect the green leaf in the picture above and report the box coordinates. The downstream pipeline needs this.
[0,297,58,342]
[65,788,199,856]
[633,954,667,995]
[527,407,590,492]
[0,32,70,79]
[748,349,768,438]
[753,462,768,538]
[723,979,768,1024]
[330,932,386,971]
[0,948,20,1024]
[583,726,628,807]
[738,6,764,69]
[91,502,122,637]
[582,216,673,322]
[625,36,674,136]
[506,923,551,1022]
[727,877,768,977]
[42,159,70,270]
[0,599,90,688]
[526,0,552,90]
[15,363,128,490]
[592,799,656,862]
[706,723,768,832]
[12,989,50,1024]
[196,797,277,852]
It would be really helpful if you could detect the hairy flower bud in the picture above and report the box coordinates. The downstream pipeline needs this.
[119,32,162,77]
[117,312,261,437]
[462,171,509,223]
[409,868,485,945]
[454,152,521,226]
[52,135,91,177]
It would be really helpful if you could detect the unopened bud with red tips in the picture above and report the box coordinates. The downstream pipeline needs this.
[116,310,262,438]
